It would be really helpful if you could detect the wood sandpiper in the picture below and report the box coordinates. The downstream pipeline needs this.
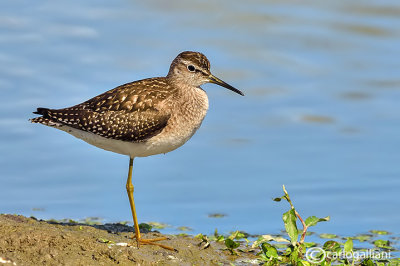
[31,51,244,250]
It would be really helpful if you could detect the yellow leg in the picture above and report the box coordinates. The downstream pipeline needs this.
[125,157,175,251]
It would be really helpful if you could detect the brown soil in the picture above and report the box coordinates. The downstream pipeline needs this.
[0,214,258,265]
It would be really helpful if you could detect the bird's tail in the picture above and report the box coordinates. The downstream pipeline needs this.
[33,107,50,116]
[30,107,62,127]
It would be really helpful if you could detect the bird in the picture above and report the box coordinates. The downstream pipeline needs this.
[31,51,244,250]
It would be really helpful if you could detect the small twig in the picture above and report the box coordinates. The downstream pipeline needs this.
[295,211,307,245]
[282,185,295,209]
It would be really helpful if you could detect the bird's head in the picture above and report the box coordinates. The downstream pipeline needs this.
[167,51,244,96]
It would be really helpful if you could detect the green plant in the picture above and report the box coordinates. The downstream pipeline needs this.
[257,185,399,265]
[259,185,329,265]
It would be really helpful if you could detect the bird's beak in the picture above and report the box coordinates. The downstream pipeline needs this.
[208,74,244,96]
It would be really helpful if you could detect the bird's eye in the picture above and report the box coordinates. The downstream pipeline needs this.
[187,65,195,72]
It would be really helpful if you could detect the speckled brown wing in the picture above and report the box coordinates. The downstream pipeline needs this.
[32,78,173,142]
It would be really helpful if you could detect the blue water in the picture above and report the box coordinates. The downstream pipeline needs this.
[1,0,399,241]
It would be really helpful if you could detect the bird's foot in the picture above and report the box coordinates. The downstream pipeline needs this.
[129,235,176,251]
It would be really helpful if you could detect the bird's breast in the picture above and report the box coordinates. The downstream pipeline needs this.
[144,88,209,155]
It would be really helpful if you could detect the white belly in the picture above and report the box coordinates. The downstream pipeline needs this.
[59,123,199,158]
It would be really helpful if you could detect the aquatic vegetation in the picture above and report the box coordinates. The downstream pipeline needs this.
[254,185,398,265]
[146,221,170,229]
[194,185,399,265]
[208,213,227,218]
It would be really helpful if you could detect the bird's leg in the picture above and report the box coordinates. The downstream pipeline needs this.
[125,158,174,251]
[126,158,141,245]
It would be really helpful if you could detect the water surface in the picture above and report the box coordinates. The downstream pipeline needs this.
[0,0,399,240]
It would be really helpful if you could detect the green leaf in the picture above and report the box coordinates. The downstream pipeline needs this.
[303,242,317,248]
[225,238,240,249]
[370,230,390,235]
[298,260,312,266]
[177,226,192,231]
[147,221,169,229]
[259,253,269,262]
[289,246,299,265]
[229,230,247,240]
[305,216,330,227]
[275,243,290,249]
[216,235,224,242]
[323,240,341,252]
[361,258,375,266]
[388,258,400,264]
[319,233,338,239]
[353,234,372,242]
[282,209,298,245]
[138,223,152,231]
[373,239,392,249]
[251,234,290,248]
[261,242,278,259]
[344,238,353,253]
[373,239,389,247]
[195,233,204,239]
[273,196,284,202]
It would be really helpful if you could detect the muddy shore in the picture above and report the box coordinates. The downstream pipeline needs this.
[0,214,258,265]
